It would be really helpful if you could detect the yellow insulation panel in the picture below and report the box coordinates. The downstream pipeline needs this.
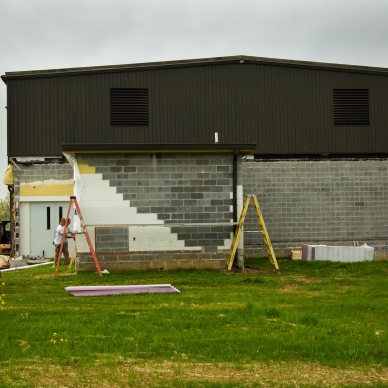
[78,162,96,174]
[20,181,74,197]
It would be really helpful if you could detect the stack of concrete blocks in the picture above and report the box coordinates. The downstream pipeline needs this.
[74,152,241,272]
[242,159,388,258]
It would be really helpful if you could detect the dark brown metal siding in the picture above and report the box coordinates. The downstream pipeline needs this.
[6,63,388,156]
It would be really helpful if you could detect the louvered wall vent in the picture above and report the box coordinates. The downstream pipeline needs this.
[110,88,149,126]
[333,89,369,125]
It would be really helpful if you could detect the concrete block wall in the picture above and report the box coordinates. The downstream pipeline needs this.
[14,156,388,269]
[77,252,227,272]
[13,162,73,255]
[242,159,388,257]
[95,227,129,252]
[75,152,238,271]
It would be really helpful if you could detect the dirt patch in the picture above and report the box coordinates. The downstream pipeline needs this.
[33,272,77,279]
[277,283,299,293]
[287,275,321,284]
[242,266,264,273]
[276,275,323,293]
[4,360,388,387]
[339,284,351,292]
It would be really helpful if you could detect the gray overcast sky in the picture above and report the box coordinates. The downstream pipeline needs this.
[1,0,388,197]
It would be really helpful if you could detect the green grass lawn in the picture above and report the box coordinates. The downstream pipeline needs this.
[1,258,388,387]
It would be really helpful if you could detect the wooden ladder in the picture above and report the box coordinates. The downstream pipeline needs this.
[55,196,102,277]
[225,195,280,273]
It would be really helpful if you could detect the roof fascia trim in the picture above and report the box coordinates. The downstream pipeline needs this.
[4,55,388,81]
[62,143,256,155]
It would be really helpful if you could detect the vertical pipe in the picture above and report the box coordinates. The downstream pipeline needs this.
[233,149,238,232]
[232,149,239,269]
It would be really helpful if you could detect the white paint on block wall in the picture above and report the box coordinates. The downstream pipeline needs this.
[79,174,159,224]
[129,226,188,251]
[217,236,233,251]
[76,173,201,253]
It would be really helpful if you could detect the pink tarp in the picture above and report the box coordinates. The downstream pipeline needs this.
[65,284,180,297]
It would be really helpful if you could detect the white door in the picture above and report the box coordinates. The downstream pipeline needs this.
[30,202,74,258]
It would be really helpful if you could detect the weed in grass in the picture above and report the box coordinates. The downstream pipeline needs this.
[18,312,29,321]
[0,282,5,310]
[241,277,272,284]
[375,331,382,352]
[49,332,72,365]
[371,331,384,357]
[298,314,319,327]
[264,307,280,319]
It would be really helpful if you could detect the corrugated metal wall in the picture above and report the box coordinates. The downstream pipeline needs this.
[6,63,388,156]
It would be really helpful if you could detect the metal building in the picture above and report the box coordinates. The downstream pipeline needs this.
[2,55,388,268]
[3,55,388,157]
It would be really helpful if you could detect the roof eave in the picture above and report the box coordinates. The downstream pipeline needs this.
[3,55,388,81]
[62,143,256,156]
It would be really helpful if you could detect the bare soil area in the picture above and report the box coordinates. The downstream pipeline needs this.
[3,360,388,387]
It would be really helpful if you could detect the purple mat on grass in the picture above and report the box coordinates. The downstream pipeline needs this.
[65,284,180,297]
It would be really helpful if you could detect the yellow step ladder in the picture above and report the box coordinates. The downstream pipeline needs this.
[226,195,280,273]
